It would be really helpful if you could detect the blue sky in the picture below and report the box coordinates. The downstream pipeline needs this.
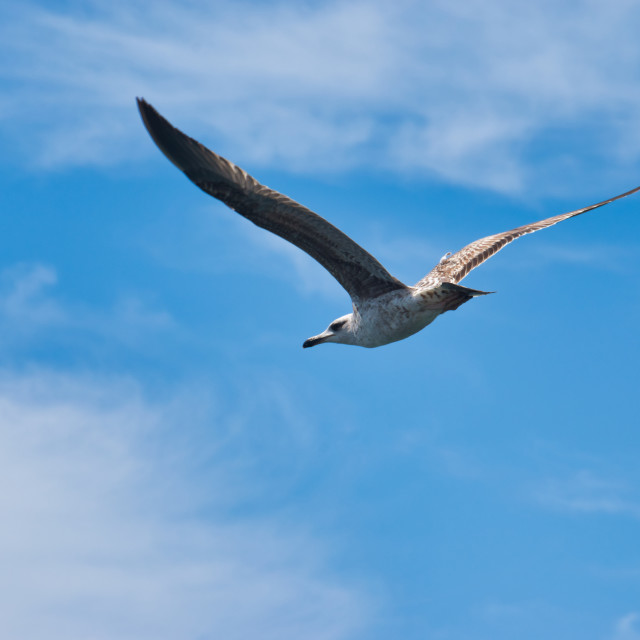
[1,1,640,638]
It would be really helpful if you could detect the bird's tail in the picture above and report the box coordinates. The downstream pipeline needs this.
[440,282,493,296]
[436,282,493,312]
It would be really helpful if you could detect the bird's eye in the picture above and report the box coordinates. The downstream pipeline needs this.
[330,320,346,331]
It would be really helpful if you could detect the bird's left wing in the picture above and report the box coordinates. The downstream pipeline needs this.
[416,185,640,288]
[137,98,407,302]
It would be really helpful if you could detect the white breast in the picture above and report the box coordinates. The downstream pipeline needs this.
[353,290,442,348]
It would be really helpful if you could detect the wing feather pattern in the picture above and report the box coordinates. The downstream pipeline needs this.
[417,185,640,288]
[137,98,407,302]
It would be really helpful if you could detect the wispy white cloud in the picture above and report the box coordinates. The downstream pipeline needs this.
[0,262,174,349]
[2,0,640,193]
[0,368,368,640]
[395,425,485,480]
[610,613,640,640]
[525,242,635,271]
[0,262,64,325]
[533,470,640,518]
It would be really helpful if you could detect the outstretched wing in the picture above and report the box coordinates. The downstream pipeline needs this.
[137,99,407,302]
[417,185,640,288]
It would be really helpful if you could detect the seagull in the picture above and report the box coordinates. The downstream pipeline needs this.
[137,98,640,349]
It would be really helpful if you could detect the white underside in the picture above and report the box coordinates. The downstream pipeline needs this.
[349,289,445,348]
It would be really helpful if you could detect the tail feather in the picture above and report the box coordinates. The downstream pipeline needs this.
[436,282,493,312]
[439,282,493,297]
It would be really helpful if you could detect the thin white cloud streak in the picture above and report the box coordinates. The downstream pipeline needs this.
[610,613,640,640]
[0,262,175,347]
[533,470,640,518]
[2,0,640,193]
[0,368,368,640]
[0,263,64,325]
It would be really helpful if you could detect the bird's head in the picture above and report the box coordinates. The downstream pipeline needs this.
[302,314,356,348]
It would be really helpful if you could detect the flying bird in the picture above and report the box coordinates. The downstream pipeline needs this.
[137,98,639,349]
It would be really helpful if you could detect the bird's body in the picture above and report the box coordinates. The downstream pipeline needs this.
[137,98,639,349]
[311,283,489,349]
[355,289,443,348]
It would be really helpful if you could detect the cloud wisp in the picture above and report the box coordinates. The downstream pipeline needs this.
[0,368,368,640]
[2,0,640,193]
[610,613,640,640]
[0,262,175,352]
[533,470,640,519]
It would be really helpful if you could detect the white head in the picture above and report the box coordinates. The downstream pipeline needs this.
[302,314,356,348]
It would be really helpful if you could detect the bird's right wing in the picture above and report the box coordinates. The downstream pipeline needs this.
[137,99,407,302]
[416,185,640,289]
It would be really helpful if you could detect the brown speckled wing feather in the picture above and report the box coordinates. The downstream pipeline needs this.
[137,98,407,302]
[417,185,640,288]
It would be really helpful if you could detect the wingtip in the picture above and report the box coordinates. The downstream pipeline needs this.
[136,98,167,129]
[135,96,225,181]
[136,98,172,150]
[136,97,154,121]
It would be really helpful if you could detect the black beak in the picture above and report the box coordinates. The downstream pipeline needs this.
[302,336,327,349]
